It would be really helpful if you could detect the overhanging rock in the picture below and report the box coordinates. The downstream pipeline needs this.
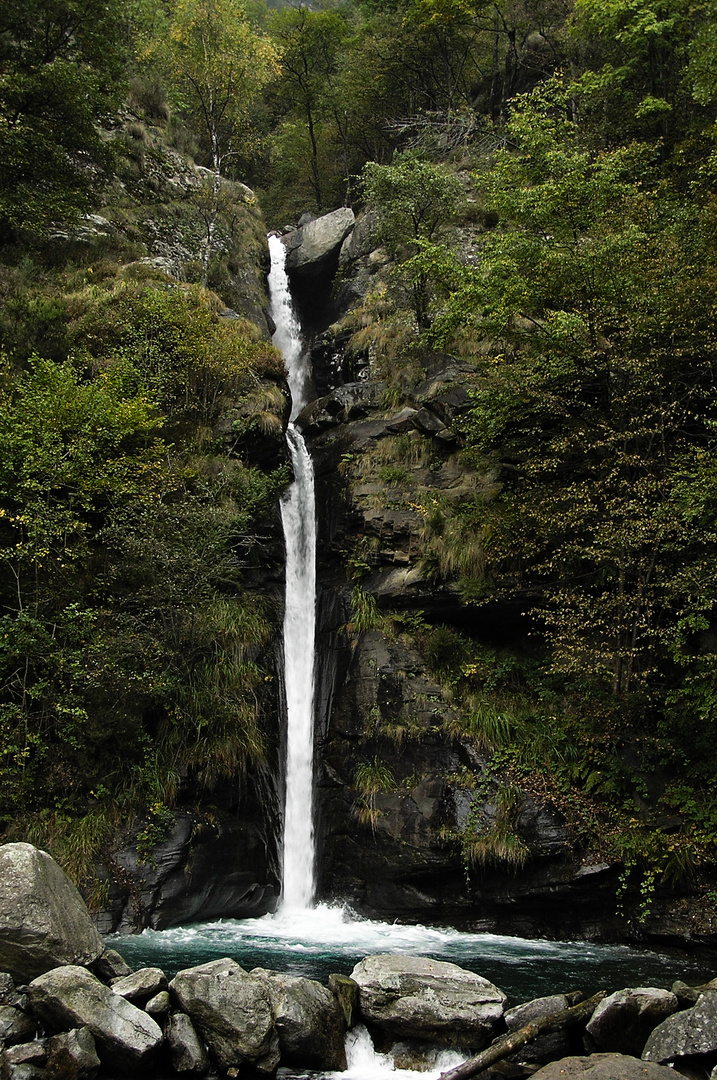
[283,208,355,281]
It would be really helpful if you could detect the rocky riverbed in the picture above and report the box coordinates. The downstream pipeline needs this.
[3,843,717,1080]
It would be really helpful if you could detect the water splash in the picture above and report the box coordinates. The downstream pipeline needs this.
[268,234,317,910]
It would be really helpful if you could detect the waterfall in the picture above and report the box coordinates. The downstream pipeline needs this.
[268,234,317,911]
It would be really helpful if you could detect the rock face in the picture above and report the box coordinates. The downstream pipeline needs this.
[96,807,280,934]
[0,845,104,981]
[28,966,162,1072]
[252,968,347,1069]
[642,990,717,1063]
[532,1054,681,1080]
[283,208,356,279]
[586,988,679,1056]
[350,954,506,1048]
[169,958,279,1073]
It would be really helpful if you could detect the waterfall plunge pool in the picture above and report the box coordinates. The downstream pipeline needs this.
[109,903,715,1005]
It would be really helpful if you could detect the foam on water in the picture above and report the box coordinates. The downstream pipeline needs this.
[110,903,714,1002]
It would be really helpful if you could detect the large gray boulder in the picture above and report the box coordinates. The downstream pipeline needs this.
[252,968,347,1070]
[28,966,162,1072]
[350,954,506,1048]
[283,209,355,278]
[0,845,104,981]
[169,958,279,1073]
[532,1053,682,1080]
[642,989,717,1063]
[586,988,679,1056]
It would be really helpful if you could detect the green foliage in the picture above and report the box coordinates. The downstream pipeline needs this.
[353,755,395,829]
[0,0,128,237]
[346,586,385,635]
[0,266,287,876]
[73,278,283,427]
[457,784,530,876]
[153,0,279,175]
[362,153,464,247]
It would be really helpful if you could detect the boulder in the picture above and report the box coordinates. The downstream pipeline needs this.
[504,995,576,1064]
[0,845,104,982]
[90,950,132,982]
[328,973,360,1027]
[169,958,279,1073]
[0,1007,37,1046]
[166,1014,210,1075]
[252,968,346,1070]
[586,988,679,1056]
[284,208,356,278]
[339,210,380,264]
[642,989,717,1063]
[350,954,506,1048]
[45,1029,100,1080]
[531,1053,681,1080]
[145,992,170,1017]
[2,1042,47,1073]
[111,968,167,1003]
[28,966,162,1073]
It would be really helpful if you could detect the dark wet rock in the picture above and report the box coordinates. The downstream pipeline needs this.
[2,1042,47,1068]
[671,977,717,1007]
[169,958,279,1074]
[252,968,347,1070]
[297,383,388,435]
[532,1054,679,1080]
[642,989,717,1063]
[28,966,162,1073]
[0,845,104,982]
[166,1013,210,1075]
[111,968,167,1003]
[1,1042,48,1080]
[586,988,679,1057]
[350,954,506,1048]
[90,950,132,982]
[95,808,279,934]
[45,1028,100,1080]
[0,975,26,1010]
[0,1007,36,1047]
[329,974,360,1028]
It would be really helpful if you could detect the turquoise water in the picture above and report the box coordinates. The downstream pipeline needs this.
[109,903,715,1005]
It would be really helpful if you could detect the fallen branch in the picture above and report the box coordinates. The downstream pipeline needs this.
[440,991,608,1080]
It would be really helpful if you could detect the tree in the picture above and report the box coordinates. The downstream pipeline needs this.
[161,0,279,279]
[268,5,349,211]
[362,152,463,327]
[0,0,127,238]
[430,81,717,699]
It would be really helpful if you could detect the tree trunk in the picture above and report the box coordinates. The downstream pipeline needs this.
[440,992,607,1080]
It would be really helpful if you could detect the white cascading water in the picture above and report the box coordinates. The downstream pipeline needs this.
[268,233,317,911]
